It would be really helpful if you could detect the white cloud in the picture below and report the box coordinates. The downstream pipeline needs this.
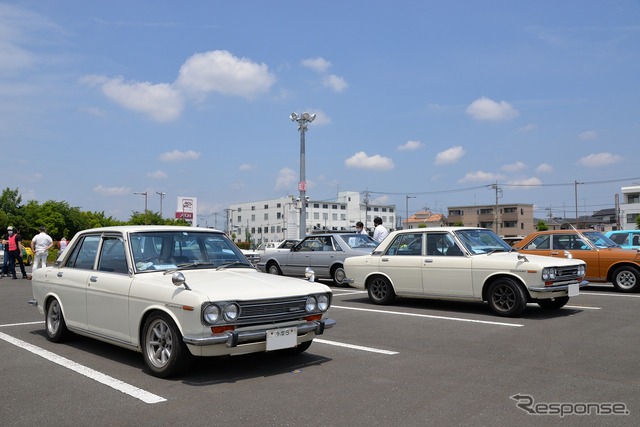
[518,123,537,133]
[158,150,201,162]
[397,140,424,151]
[275,167,297,190]
[579,152,622,167]
[345,152,395,171]
[93,185,131,196]
[322,74,348,92]
[466,97,519,121]
[536,163,553,173]
[301,57,331,73]
[507,177,542,187]
[578,130,597,140]
[81,75,184,122]
[459,171,504,183]
[176,50,276,99]
[502,161,527,172]
[239,163,256,171]
[147,170,167,179]
[435,146,465,165]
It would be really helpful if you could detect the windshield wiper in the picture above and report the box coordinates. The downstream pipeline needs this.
[163,261,215,274]
[216,261,253,270]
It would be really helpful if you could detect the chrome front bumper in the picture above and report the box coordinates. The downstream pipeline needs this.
[528,280,589,293]
[183,318,336,348]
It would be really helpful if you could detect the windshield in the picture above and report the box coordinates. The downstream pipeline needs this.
[340,234,379,249]
[130,230,251,272]
[582,231,619,249]
[454,229,512,255]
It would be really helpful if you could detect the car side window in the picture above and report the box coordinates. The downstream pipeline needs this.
[426,234,448,256]
[525,235,548,250]
[609,233,628,245]
[386,233,423,256]
[98,236,128,274]
[65,235,101,269]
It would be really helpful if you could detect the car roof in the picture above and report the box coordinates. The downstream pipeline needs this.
[75,225,224,234]
[389,227,488,234]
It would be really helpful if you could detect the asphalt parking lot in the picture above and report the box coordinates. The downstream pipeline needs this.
[1,277,638,426]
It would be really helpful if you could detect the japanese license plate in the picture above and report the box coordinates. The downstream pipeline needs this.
[568,283,579,297]
[266,327,297,351]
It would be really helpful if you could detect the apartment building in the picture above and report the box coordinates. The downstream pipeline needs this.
[228,191,396,246]
[619,185,640,229]
[446,203,534,237]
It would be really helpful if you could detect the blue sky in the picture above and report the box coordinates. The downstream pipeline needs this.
[1,1,639,224]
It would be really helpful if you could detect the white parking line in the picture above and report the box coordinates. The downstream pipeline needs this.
[564,305,601,310]
[332,305,523,327]
[580,292,640,298]
[0,331,166,404]
[315,339,398,355]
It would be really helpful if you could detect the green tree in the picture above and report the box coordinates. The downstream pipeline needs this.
[636,215,640,230]
[536,220,549,231]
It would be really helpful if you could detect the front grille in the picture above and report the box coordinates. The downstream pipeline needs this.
[553,266,582,282]
[236,297,309,325]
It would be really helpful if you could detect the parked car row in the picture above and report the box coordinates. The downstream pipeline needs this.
[27,224,639,378]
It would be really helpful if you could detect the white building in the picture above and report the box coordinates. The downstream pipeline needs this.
[228,191,396,246]
[619,185,640,229]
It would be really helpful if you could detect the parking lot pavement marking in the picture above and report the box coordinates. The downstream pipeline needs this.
[314,338,399,355]
[331,305,524,327]
[0,331,166,404]
[580,292,640,298]
[331,290,368,297]
[564,305,601,310]
[0,321,44,328]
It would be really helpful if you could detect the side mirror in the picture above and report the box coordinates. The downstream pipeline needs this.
[171,271,191,290]
[305,267,315,283]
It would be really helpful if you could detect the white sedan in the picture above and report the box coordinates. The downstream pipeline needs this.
[344,227,588,317]
[29,225,335,377]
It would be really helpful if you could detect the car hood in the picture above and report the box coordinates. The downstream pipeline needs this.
[497,251,584,266]
[141,268,331,301]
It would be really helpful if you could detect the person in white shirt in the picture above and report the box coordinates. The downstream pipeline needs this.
[31,226,53,273]
[355,221,367,235]
[372,217,389,243]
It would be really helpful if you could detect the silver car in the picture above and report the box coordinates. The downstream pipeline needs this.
[257,233,378,285]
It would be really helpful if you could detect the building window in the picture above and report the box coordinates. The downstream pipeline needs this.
[264,204,269,209]
[314,203,320,208]
[449,209,463,216]
[251,214,255,221]
[341,205,346,210]
[237,216,241,223]
[332,204,338,209]
[323,204,328,209]
[277,212,282,219]
[237,207,242,212]
[314,212,319,220]
[479,208,493,215]
[323,213,328,220]
[382,208,387,212]
[504,207,516,213]
[332,213,338,220]
[264,213,268,220]
[251,206,255,211]
[504,221,517,228]
[389,208,394,213]
[277,203,281,208]
[627,213,639,223]
[627,193,640,203]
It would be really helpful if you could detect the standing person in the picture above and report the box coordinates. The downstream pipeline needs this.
[31,226,53,274]
[355,221,367,234]
[372,217,389,243]
[59,237,68,256]
[14,228,28,279]
[1,232,9,278]
[4,226,20,279]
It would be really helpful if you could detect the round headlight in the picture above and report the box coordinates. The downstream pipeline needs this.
[223,303,240,321]
[542,268,556,281]
[203,304,220,324]
[305,296,317,312]
[317,294,329,311]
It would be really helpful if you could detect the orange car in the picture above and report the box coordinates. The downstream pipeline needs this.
[514,230,640,292]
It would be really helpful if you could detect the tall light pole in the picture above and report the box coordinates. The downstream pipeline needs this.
[134,191,148,224]
[156,192,165,218]
[405,195,416,229]
[290,112,316,239]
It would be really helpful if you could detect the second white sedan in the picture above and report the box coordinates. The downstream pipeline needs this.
[344,227,588,317]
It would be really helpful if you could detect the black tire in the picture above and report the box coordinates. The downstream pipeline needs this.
[331,264,346,286]
[487,278,527,317]
[537,296,569,310]
[367,276,396,305]
[142,312,192,378]
[45,298,71,342]
[611,266,640,293]
[267,262,282,275]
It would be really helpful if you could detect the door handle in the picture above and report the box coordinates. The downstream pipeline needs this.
[424,259,434,263]
[90,276,98,282]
